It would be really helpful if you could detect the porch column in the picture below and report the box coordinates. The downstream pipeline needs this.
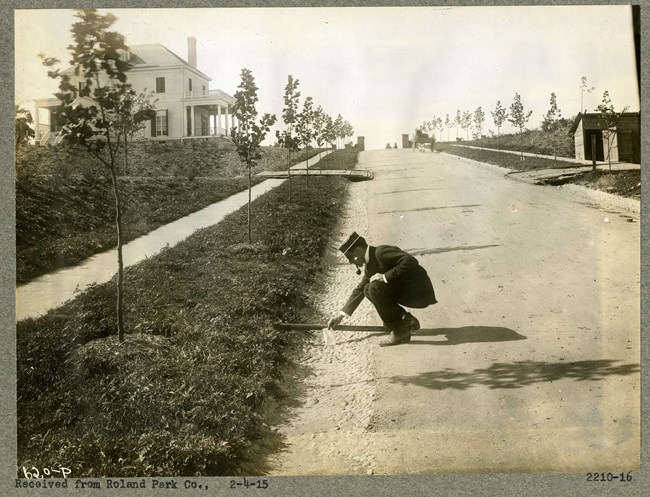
[190,105,195,136]
[224,106,229,137]
[182,105,187,139]
[217,104,222,136]
[34,106,41,143]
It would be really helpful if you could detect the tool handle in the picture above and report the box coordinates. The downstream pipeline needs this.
[273,323,386,332]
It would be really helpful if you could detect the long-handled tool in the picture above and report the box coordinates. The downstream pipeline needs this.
[273,323,387,332]
[274,322,387,346]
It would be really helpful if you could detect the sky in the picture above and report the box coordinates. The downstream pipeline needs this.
[15,6,639,151]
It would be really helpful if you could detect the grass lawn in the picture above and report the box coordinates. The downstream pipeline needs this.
[16,144,324,284]
[16,149,359,477]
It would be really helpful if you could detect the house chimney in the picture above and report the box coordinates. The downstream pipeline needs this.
[187,36,197,68]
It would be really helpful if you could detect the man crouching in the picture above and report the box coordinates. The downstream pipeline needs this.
[327,232,437,346]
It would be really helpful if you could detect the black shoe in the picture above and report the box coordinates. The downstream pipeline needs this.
[401,312,420,332]
[379,329,411,347]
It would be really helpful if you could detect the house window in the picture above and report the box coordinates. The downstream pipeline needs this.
[189,78,192,91]
[156,77,165,93]
[152,109,168,137]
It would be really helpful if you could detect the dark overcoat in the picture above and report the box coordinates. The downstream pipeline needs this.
[342,245,437,316]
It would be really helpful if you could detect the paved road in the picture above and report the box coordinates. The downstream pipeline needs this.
[271,148,640,475]
[361,149,640,473]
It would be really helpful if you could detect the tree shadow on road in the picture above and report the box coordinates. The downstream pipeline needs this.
[389,359,640,391]
[412,326,526,345]
[373,176,421,181]
[379,187,444,195]
[379,204,481,214]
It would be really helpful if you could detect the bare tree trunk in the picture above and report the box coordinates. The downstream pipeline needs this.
[109,165,125,342]
[123,130,128,176]
[287,149,292,205]
[607,137,612,173]
[248,163,252,243]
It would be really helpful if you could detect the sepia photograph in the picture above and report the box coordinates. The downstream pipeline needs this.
[5,2,645,496]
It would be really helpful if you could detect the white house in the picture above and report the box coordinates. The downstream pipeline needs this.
[34,37,236,145]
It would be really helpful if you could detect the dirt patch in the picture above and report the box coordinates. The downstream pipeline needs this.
[562,169,640,199]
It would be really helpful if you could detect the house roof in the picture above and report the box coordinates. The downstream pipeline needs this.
[128,44,211,81]
[60,43,211,81]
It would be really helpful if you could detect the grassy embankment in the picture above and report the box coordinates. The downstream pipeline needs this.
[17,148,359,477]
[437,143,581,172]
[16,141,324,284]
[456,127,575,159]
[437,144,640,199]
[441,124,640,199]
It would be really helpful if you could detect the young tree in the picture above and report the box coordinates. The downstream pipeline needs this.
[541,92,563,164]
[422,120,433,139]
[461,110,472,141]
[230,68,277,242]
[435,117,444,142]
[454,110,462,140]
[295,96,314,174]
[113,90,157,175]
[275,75,300,203]
[312,105,326,148]
[580,76,596,114]
[508,93,533,160]
[472,106,485,140]
[332,114,344,149]
[312,105,327,171]
[491,100,508,139]
[322,114,336,149]
[596,90,629,172]
[342,120,354,146]
[41,8,149,342]
[15,105,35,148]
[444,114,451,142]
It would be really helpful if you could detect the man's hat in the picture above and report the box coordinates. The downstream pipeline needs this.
[338,232,365,257]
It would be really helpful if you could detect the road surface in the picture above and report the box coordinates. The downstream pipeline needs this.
[269,148,640,475]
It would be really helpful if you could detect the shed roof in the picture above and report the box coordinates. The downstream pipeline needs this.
[568,112,640,135]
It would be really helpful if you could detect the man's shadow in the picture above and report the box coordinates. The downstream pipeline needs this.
[338,326,525,345]
[412,326,527,345]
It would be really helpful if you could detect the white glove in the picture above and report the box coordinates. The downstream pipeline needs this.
[327,313,344,329]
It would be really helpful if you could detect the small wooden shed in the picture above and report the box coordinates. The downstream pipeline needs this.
[568,112,640,163]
